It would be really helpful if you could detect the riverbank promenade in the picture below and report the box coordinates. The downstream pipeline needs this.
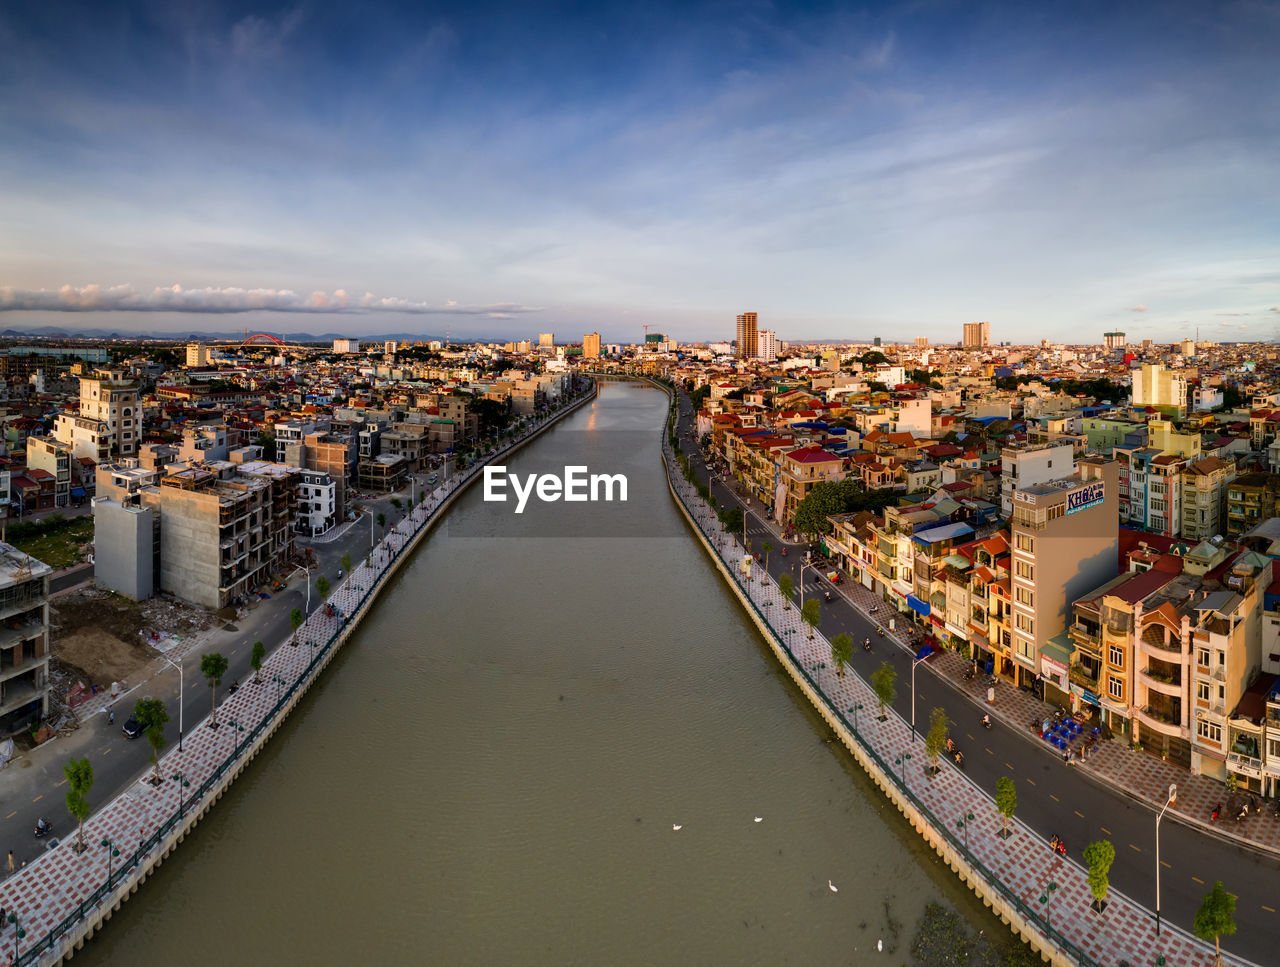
[664,432,1245,967]
[0,389,593,966]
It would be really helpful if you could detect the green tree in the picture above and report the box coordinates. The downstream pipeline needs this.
[133,697,170,785]
[290,607,304,645]
[871,660,896,719]
[316,575,330,600]
[925,707,950,775]
[389,497,402,512]
[251,641,266,683]
[721,506,744,536]
[761,541,773,572]
[376,511,386,538]
[793,481,843,537]
[201,652,230,729]
[340,553,352,575]
[778,573,795,608]
[830,632,852,677]
[800,597,821,639]
[1083,840,1115,912]
[64,757,93,852]
[1194,880,1237,967]
[996,776,1017,839]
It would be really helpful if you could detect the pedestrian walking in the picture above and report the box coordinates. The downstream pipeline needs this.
[108,709,115,726]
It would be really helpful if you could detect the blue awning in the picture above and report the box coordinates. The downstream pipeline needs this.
[70,487,86,498]
[915,644,934,661]
[906,594,930,617]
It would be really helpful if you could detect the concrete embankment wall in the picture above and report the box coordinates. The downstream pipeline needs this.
[53,385,598,964]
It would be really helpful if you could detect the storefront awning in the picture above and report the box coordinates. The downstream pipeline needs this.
[70,487,86,498]
[906,594,930,617]
[1041,634,1072,668]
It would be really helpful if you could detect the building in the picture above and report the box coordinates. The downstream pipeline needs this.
[185,342,209,367]
[582,332,601,359]
[1226,473,1280,537]
[54,371,140,461]
[93,496,157,600]
[0,544,52,737]
[332,338,360,353]
[383,341,398,357]
[962,321,990,348]
[25,436,72,508]
[1009,459,1119,691]
[736,312,758,359]
[776,446,845,524]
[757,330,778,363]
[538,333,555,348]
[296,469,337,537]
[914,337,929,347]
[999,442,1076,518]
[1180,457,1235,541]
[1131,363,1188,416]
[1103,331,1126,349]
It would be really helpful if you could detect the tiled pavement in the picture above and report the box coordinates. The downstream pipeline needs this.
[668,454,1241,967]
[0,401,585,965]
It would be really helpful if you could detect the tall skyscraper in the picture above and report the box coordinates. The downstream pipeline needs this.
[914,336,929,348]
[757,330,778,362]
[735,312,758,359]
[582,332,601,358]
[962,321,991,348]
[539,332,555,347]
[1103,331,1126,349]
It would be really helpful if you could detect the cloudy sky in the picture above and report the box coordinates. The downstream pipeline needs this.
[1,0,1278,344]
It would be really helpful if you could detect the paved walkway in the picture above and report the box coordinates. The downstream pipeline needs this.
[667,444,1242,967]
[0,393,593,965]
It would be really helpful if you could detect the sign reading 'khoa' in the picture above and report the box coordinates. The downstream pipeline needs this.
[1065,481,1105,516]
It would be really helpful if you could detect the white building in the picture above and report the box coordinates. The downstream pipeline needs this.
[384,341,398,356]
[1000,442,1076,518]
[54,371,140,461]
[1193,387,1224,411]
[185,342,209,367]
[1131,363,1188,415]
[756,330,778,362]
[333,338,360,353]
[297,469,337,537]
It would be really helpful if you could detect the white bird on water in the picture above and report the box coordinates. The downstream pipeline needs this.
[672,824,682,831]
[828,880,838,892]
[754,817,763,823]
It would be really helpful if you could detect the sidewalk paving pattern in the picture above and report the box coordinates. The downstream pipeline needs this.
[663,426,1244,967]
[0,393,592,966]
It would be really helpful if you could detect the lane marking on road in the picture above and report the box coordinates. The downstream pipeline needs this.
[1026,778,1036,786]
[32,795,41,803]
[1262,905,1275,914]
[1050,794,1060,803]
[4,812,14,820]
[1161,861,1171,869]
[1128,843,1141,853]
[986,747,994,755]
[1100,826,1111,836]
[1191,874,1205,885]
[1074,810,1085,819]
[1004,762,1014,771]
[55,779,65,787]
[102,748,111,756]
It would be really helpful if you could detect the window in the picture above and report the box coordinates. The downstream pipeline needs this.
[1218,684,1226,701]
[1015,560,1035,581]
[1197,648,1209,668]
[1015,613,1034,634]
[1108,676,1123,700]
[1197,682,1210,701]
[1017,637,1035,661]
[1108,644,1124,667]
[1196,720,1222,743]
[1016,586,1035,607]
[1015,533,1035,553]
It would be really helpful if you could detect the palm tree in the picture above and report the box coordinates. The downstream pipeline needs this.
[801,598,821,639]
[251,641,265,683]
[64,757,93,853]
[133,697,170,785]
[376,511,386,539]
[779,573,794,608]
[830,632,852,677]
[201,652,229,729]
[289,607,303,645]
[761,541,773,572]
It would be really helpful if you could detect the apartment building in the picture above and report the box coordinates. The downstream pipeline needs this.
[999,442,1075,518]
[582,332,601,359]
[1131,362,1188,416]
[25,435,72,508]
[776,446,844,525]
[275,419,319,462]
[296,469,337,537]
[1226,472,1280,537]
[962,321,990,348]
[1180,457,1235,541]
[735,312,758,359]
[1009,459,1119,690]
[54,371,140,461]
[380,422,429,471]
[0,544,52,737]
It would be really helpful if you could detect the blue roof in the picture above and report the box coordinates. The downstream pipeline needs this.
[912,521,975,545]
[792,421,829,430]
[971,416,1004,426]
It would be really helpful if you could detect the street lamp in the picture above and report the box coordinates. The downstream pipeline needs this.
[1155,782,1176,936]
[272,673,287,704]
[799,560,816,612]
[171,771,191,822]
[956,811,975,854]
[161,653,184,752]
[894,751,913,786]
[910,652,929,743]
[292,563,311,612]
[1037,880,1058,936]
[849,701,863,733]
[225,717,246,757]
[100,836,120,892]
[5,911,25,965]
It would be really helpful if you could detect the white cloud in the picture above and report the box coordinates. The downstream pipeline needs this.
[0,283,542,316]
[1128,304,1148,312]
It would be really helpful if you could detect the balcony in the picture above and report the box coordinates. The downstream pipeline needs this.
[1140,666,1182,696]
[1137,704,1184,737]
[1069,623,1101,653]
[1138,630,1183,660]
[1069,663,1100,690]
[1227,752,1263,780]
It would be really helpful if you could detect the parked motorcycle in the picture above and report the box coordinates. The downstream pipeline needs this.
[1210,802,1221,822]
[963,667,976,682]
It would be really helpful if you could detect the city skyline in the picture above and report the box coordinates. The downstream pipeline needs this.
[2,1,1279,343]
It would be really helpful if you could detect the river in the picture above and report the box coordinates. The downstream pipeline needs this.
[78,381,1000,965]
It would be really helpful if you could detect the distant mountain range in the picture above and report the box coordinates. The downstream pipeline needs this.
[0,324,451,343]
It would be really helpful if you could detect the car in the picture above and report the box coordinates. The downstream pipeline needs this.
[122,717,142,739]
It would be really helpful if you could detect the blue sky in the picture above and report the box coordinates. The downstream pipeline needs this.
[1,0,1277,343]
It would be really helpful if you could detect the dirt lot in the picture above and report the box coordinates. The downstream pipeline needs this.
[50,588,215,690]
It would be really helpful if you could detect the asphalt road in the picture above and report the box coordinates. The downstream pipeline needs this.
[670,388,1277,963]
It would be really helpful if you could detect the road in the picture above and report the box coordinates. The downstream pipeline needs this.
[670,386,1277,963]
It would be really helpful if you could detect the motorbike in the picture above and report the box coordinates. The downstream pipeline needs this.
[862,638,872,653]
[963,666,976,682]
[824,591,832,601]
[1049,835,1067,856]
[952,749,965,769]
[1210,802,1221,822]
[34,818,51,838]
[980,715,992,730]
